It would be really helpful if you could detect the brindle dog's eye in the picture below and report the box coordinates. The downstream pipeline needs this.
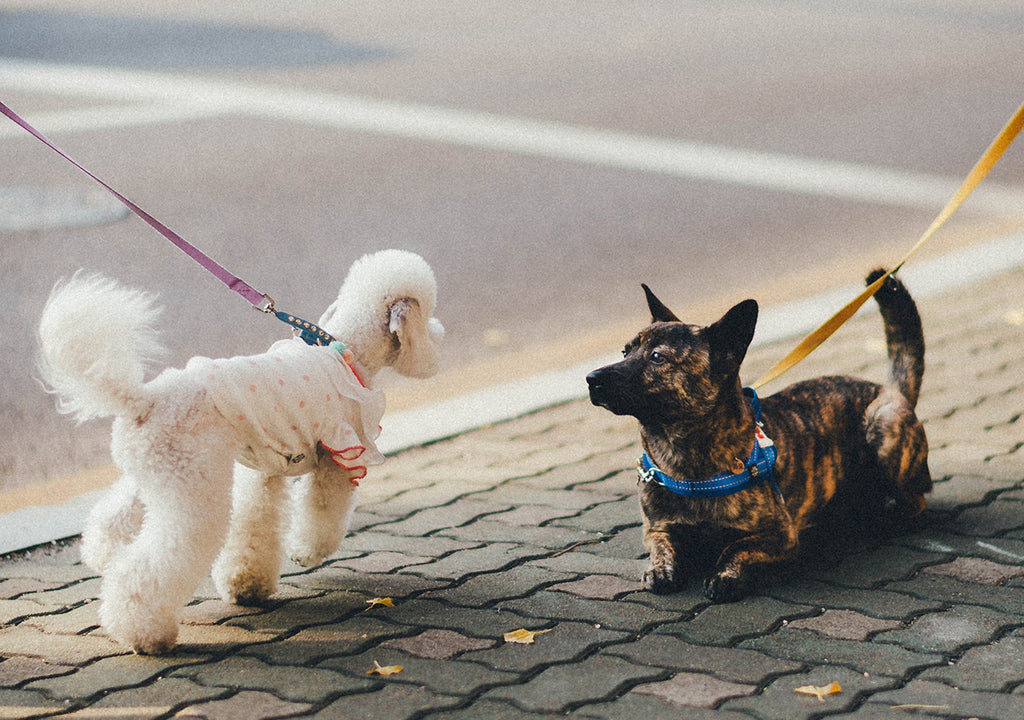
[650,351,667,365]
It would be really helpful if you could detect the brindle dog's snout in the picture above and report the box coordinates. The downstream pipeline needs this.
[587,364,626,412]
[586,368,608,405]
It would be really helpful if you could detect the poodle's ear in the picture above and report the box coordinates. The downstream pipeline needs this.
[643,284,680,323]
[389,297,444,378]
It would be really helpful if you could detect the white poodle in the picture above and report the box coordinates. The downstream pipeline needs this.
[37,249,443,654]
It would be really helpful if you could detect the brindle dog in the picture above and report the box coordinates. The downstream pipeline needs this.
[586,269,931,602]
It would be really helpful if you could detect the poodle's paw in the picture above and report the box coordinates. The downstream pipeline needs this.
[217,574,277,607]
[212,558,278,606]
[286,533,338,568]
[103,609,179,655]
[289,548,330,569]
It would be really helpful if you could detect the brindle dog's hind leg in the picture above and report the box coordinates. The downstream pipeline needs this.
[865,388,932,518]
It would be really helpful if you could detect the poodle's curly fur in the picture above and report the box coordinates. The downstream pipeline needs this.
[38,250,443,654]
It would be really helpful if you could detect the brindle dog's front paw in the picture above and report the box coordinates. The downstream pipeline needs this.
[703,569,746,603]
[643,563,681,594]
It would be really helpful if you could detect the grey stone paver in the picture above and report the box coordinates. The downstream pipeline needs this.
[1,267,1022,718]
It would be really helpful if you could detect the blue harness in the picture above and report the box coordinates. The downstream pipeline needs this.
[637,388,781,499]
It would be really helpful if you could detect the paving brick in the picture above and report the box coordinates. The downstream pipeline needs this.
[605,633,800,684]
[0,577,61,599]
[481,502,584,527]
[181,600,264,626]
[61,678,224,720]
[740,628,942,678]
[873,604,1020,655]
[767,579,944,620]
[0,624,125,665]
[172,656,364,703]
[460,620,629,673]
[548,574,642,600]
[0,656,75,687]
[897,529,1024,566]
[722,665,894,720]
[0,688,65,718]
[238,616,410,666]
[0,598,57,625]
[437,517,596,550]
[338,550,434,574]
[173,622,281,655]
[868,679,1024,720]
[572,692,753,720]
[26,653,203,701]
[786,609,901,641]
[15,577,102,608]
[429,565,577,607]
[380,598,533,639]
[500,590,682,634]
[919,635,1024,691]
[319,646,516,696]
[656,596,816,646]
[381,628,497,659]
[322,529,473,558]
[483,654,664,712]
[545,497,639,534]
[285,564,451,598]
[949,499,1024,537]
[174,689,313,720]
[434,698,566,720]
[309,683,461,719]
[923,556,1024,585]
[631,671,757,708]
[529,549,647,582]
[371,498,514,538]
[885,572,1024,616]
[579,526,644,560]
[22,601,100,635]
[925,473,1009,508]
[807,544,948,588]
[406,542,539,581]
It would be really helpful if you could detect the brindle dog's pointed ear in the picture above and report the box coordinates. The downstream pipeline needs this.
[707,299,758,376]
[642,284,680,323]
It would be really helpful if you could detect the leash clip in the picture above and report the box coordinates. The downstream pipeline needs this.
[636,458,656,485]
[255,294,275,314]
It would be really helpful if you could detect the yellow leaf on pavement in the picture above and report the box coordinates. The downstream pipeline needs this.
[503,628,552,645]
[363,597,394,611]
[794,681,842,701]
[366,660,403,676]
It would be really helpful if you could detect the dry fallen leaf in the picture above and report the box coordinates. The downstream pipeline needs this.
[794,681,842,702]
[363,597,394,612]
[503,628,552,645]
[366,660,403,676]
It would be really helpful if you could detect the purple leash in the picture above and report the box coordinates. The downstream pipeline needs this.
[1,100,336,344]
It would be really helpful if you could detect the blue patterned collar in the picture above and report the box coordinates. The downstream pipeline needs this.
[637,388,781,499]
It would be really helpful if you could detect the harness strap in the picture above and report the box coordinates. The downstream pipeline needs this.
[638,388,781,499]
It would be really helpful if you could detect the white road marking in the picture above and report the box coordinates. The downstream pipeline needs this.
[3,60,1023,215]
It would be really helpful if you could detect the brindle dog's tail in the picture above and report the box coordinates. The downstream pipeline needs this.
[867,268,925,409]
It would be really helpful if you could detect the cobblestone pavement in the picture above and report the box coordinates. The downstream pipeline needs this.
[2,267,1023,719]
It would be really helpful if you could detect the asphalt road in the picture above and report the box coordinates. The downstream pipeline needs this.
[2,0,1024,493]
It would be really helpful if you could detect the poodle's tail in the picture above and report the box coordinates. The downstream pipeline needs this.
[38,273,164,422]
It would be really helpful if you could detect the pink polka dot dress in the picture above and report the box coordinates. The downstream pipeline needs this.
[187,337,386,477]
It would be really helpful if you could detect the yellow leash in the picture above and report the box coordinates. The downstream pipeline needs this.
[751,100,1024,390]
